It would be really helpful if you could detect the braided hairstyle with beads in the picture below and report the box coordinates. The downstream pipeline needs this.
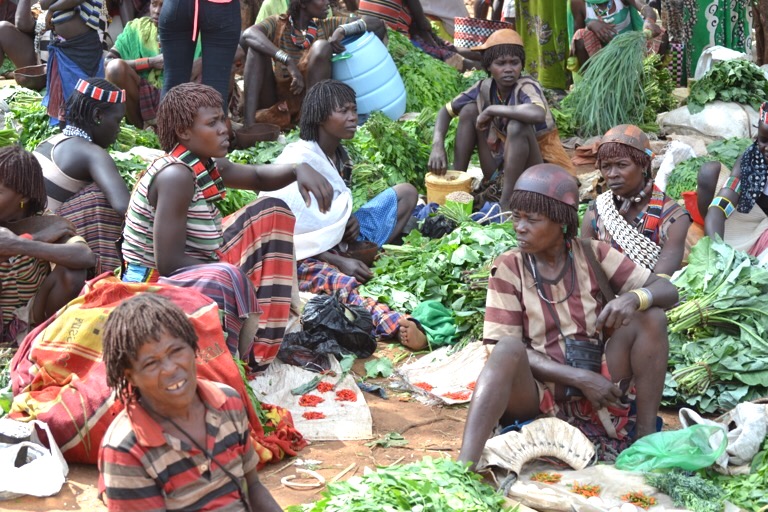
[299,79,357,142]
[65,77,123,131]
[0,145,47,215]
[102,293,198,404]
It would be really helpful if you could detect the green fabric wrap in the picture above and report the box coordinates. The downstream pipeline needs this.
[411,300,456,348]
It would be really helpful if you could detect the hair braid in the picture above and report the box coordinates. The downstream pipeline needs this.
[509,190,579,239]
[299,79,357,141]
[597,142,653,179]
[65,77,123,131]
[156,83,223,152]
[0,145,47,214]
[102,293,199,404]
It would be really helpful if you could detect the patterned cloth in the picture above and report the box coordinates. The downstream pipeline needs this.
[9,275,306,465]
[99,379,258,511]
[588,185,690,270]
[50,0,107,33]
[517,0,570,90]
[298,259,402,338]
[0,251,49,344]
[137,77,161,123]
[354,188,398,247]
[483,240,649,438]
[357,0,411,34]
[735,143,768,214]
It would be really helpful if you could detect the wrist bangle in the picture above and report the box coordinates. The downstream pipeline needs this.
[135,57,151,71]
[629,288,652,311]
[274,50,291,65]
[19,233,33,240]
[340,19,367,37]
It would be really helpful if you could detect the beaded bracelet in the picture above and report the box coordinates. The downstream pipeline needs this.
[723,176,741,194]
[709,195,735,218]
[135,58,151,71]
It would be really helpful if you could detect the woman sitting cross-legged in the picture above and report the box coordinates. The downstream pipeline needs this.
[99,293,282,511]
[120,82,333,372]
[580,124,690,276]
[34,77,131,273]
[261,79,426,350]
[458,163,678,467]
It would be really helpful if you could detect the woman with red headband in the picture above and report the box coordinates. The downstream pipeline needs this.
[581,124,690,276]
[34,77,130,273]
[699,102,768,264]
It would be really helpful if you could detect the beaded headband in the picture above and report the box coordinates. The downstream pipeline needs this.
[74,78,126,104]
[760,102,768,125]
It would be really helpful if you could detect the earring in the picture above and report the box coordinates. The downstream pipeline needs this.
[562,225,567,234]
[20,200,24,209]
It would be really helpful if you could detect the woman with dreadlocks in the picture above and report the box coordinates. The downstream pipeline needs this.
[0,145,96,344]
[458,164,677,467]
[99,293,282,511]
[428,29,573,211]
[581,125,690,276]
[120,82,333,372]
[262,80,425,349]
[699,102,768,265]
[239,0,385,128]
[34,77,130,273]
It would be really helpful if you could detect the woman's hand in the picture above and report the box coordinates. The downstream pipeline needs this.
[286,61,305,95]
[428,144,448,175]
[643,19,662,38]
[578,371,623,409]
[336,255,373,283]
[587,19,617,44]
[343,215,360,242]
[475,109,494,132]
[295,163,333,213]
[595,292,639,332]
[0,227,20,258]
[328,28,346,54]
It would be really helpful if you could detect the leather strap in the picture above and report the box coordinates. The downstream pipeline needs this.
[579,238,616,302]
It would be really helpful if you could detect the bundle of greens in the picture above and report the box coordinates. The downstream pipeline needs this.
[4,87,58,150]
[707,435,768,511]
[386,29,467,112]
[663,138,753,201]
[287,457,513,512]
[664,237,768,412]
[645,471,724,512]
[359,221,517,341]
[559,31,649,137]
[113,154,148,190]
[641,53,679,129]
[228,129,300,165]
[688,59,768,114]
[110,121,161,151]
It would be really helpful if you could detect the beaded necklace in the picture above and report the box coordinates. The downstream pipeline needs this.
[288,15,318,49]
[63,125,92,142]
[594,0,614,18]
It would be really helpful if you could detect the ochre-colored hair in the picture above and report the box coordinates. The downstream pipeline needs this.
[0,145,47,214]
[156,83,223,152]
[299,79,357,141]
[597,142,652,178]
[102,293,198,404]
[509,189,579,239]
[482,44,526,73]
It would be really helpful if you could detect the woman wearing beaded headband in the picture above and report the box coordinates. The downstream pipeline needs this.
[240,0,385,129]
[699,102,768,265]
[33,77,129,274]
[581,124,690,275]
[459,163,678,468]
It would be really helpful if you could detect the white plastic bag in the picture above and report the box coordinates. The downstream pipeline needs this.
[0,419,69,500]
[694,46,750,80]
[654,140,698,193]
[658,101,759,140]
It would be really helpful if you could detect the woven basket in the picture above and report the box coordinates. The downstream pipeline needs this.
[453,17,514,49]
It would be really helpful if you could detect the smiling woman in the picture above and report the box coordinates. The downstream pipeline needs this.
[99,293,282,511]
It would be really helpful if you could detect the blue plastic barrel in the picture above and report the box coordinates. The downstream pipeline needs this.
[331,32,407,120]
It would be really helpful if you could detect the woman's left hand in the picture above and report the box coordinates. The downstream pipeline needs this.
[595,293,639,332]
[328,29,346,54]
[643,20,662,38]
[475,110,494,132]
[295,163,334,213]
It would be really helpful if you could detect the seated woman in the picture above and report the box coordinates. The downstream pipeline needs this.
[41,0,108,124]
[458,163,678,467]
[99,293,281,511]
[261,80,425,349]
[428,29,573,211]
[699,102,768,264]
[0,0,41,71]
[240,0,385,128]
[0,145,96,344]
[34,77,130,273]
[105,0,201,128]
[358,0,480,71]
[120,82,333,372]
[568,0,665,72]
[581,124,690,275]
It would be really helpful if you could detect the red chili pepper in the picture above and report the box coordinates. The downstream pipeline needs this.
[467,381,476,391]
[299,394,324,407]
[302,411,326,420]
[620,491,657,509]
[335,389,357,402]
[316,382,334,393]
[441,391,471,400]
[530,472,562,484]
[413,382,434,392]
[570,482,601,498]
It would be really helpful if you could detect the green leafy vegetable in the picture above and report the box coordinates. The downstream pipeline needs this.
[645,471,724,512]
[364,432,408,448]
[706,435,768,511]
[364,357,393,379]
[287,457,514,512]
[688,60,768,114]
[4,87,58,151]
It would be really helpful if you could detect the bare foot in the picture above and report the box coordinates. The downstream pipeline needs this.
[397,317,428,351]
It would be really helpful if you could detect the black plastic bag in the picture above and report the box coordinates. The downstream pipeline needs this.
[301,293,376,358]
[277,331,345,372]
[420,214,456,239]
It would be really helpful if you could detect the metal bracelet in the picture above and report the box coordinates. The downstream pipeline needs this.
[274,50,291,64]
[341,19,367,36]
